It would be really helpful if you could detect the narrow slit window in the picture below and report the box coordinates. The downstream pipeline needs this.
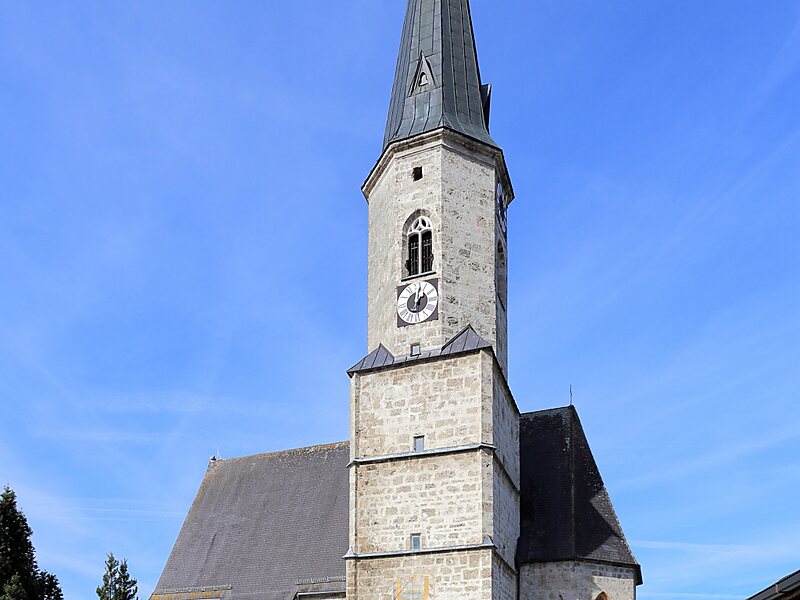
[413,166,423,181]
[413,435,425,453]
[410,534,422,552]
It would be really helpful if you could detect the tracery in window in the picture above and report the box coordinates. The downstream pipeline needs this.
[405,215,434,277]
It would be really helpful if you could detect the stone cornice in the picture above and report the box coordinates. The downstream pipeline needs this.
[344,539,494,561]
[349,442,520,493]
[345,539,518,574]
[361,127,514,203]
[349,442,494,467]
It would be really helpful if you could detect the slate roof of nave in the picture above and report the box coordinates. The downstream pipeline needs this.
[151,408,641,600]
[151,442,349,600]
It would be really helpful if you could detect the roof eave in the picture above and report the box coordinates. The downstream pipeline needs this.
[362,127,514,203]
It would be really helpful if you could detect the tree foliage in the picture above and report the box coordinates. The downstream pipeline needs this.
[0,486,63,600]
[0,575,29,600]
[96,554,137,600]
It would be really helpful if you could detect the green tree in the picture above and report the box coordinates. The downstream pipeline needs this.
[96,554,138,600]
[0,486,62,600]
[1,574,29,600]
[37,573,63,600]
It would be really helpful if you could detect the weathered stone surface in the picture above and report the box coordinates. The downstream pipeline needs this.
[349,347,520,600]
[351,353,483,458]
[520,561,638,600]
[353,452,484,553]
[347,550,495,600]
[363,131,510,376]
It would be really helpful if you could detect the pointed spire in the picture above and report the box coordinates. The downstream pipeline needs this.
[383,0,497,150]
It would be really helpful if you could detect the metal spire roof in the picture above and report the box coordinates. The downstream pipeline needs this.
[383,0,497,150]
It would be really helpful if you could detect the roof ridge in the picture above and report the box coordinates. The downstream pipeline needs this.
[520,405,573,418]
[214,441,349,464]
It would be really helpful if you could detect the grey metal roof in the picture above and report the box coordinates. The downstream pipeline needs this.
[748,570,800,600]
[517,407,642,584]
[151,442,349,600]
[383,0,497,150]
[347,325,491,375]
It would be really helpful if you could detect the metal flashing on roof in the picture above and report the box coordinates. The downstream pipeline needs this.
[347,325,491,376]
[441,324,491,354]
[383,0,498,150]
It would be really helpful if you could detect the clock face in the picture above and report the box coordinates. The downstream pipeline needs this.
[397,279,439,326]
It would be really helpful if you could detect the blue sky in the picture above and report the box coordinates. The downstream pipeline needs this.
[1,1,798,599]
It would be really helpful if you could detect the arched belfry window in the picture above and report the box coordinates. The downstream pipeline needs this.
[595,593,609,600]
[405,216,433,277]
[497,241,507,309]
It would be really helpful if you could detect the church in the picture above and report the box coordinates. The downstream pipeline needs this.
[150,1,642,599]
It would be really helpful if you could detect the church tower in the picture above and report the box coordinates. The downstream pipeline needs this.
[347,1,520,599]
[149,5,642,600]
[363,0,513,375]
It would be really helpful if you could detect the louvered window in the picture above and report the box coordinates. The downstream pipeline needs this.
[421,231,433,273]
[407,234,420,276]
[406,216,433,277]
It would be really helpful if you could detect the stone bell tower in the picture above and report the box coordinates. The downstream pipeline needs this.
[347,1,520,599]
[362,0,513,375]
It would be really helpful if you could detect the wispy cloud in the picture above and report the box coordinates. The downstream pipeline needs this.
[635,526,800,592]
[617,421,800,491]
[749,8,800,116]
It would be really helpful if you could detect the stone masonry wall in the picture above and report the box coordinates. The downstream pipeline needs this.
[481,352,520,570]
[492,467,519,569]
[351,353,483,459]
[520,561,637,600]
[347,549,494,600]
[366,141,443,356]
[364,132,507,371]
[493,554,518,600]
[485,354,519,484]
[349,349,520,598]
[440,140,504,368]
[352,452,484,553]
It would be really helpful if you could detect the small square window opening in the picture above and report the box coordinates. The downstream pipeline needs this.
[410,343,421,356]
[411,534,422,552]
[412,166,423,181]
[414,435,425,453]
